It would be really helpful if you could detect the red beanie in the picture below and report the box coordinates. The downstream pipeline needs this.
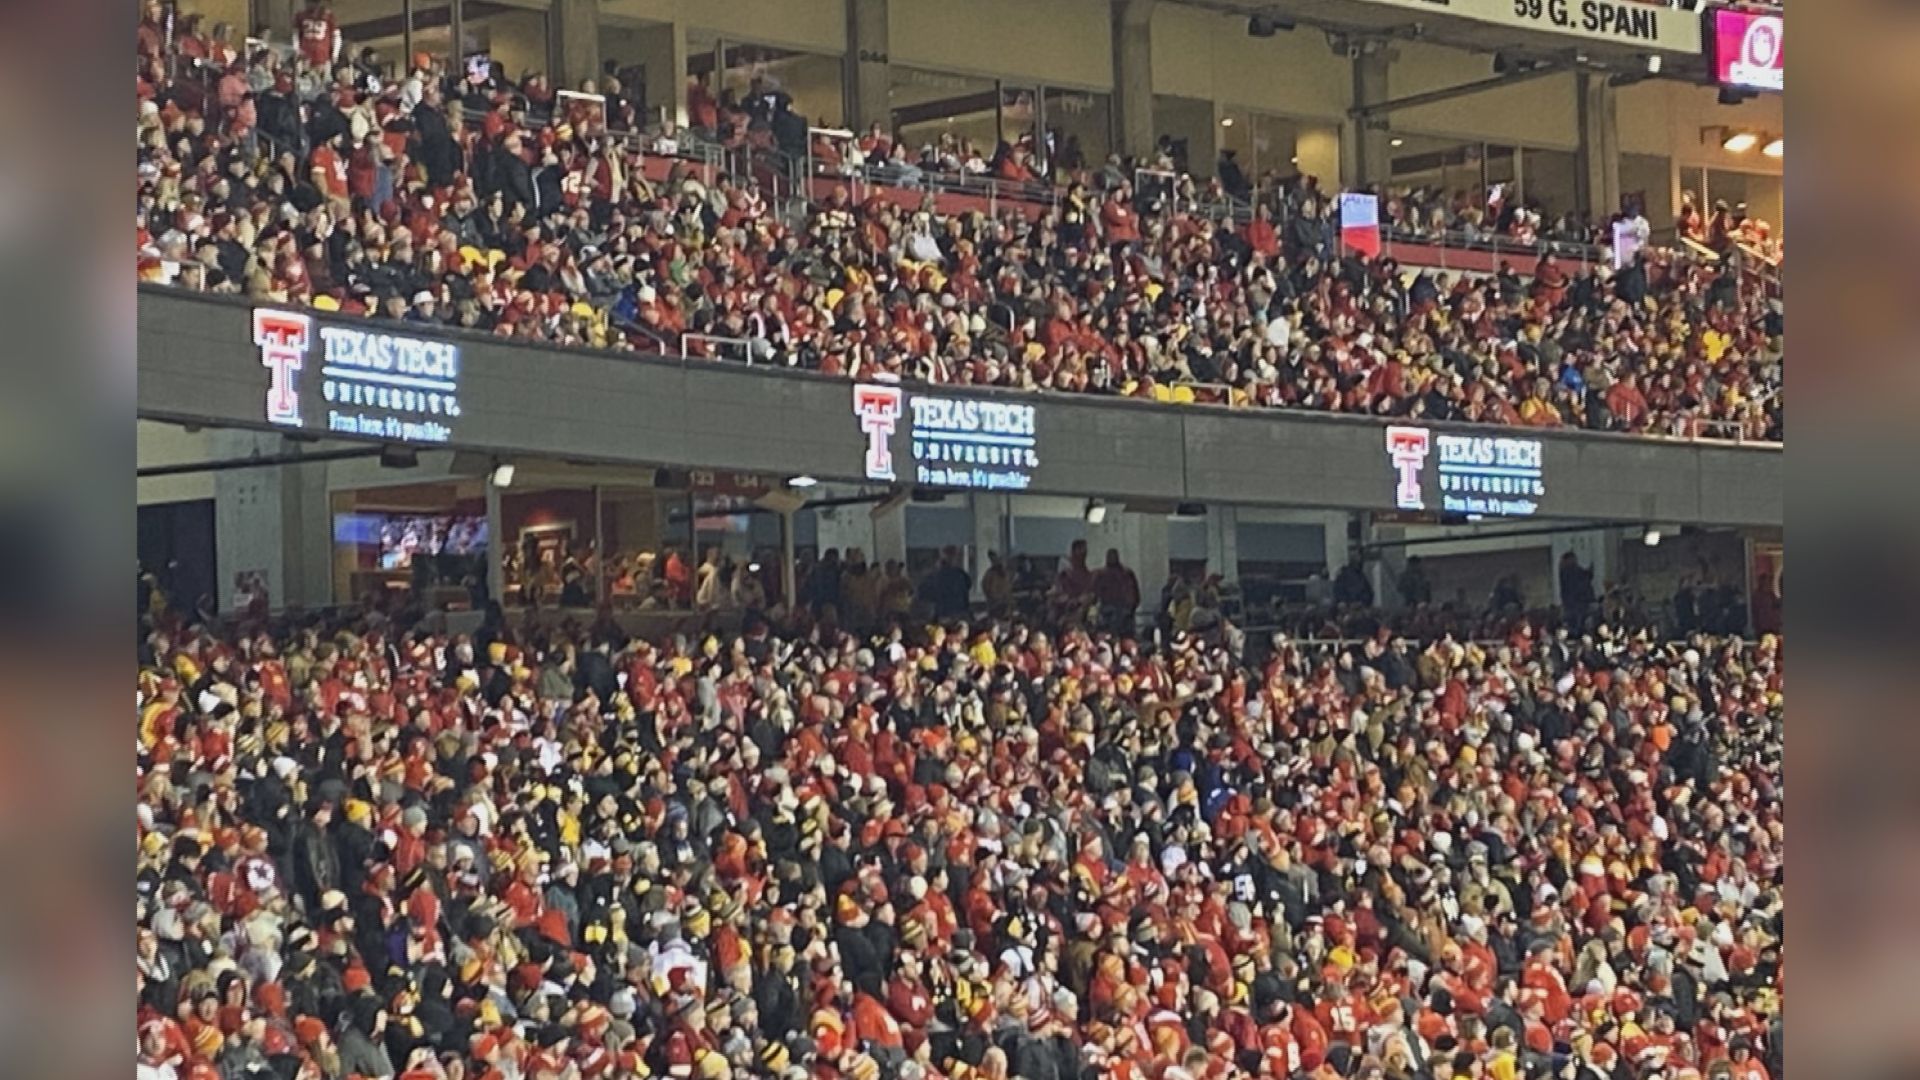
[294,1016,327,1047]
[253,980,287,1018]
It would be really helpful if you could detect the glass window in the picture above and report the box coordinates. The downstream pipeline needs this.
[1620,153,1673,229]
[1214,110,1333,201]
[600,21,682,126]
[1520,147,1578,221]
[1389,135,1484,203]
[1483,144,1518,206]
[1705,168,1751,214]
[1150,94,1216,179]
[1041,87,1109,173]
[890,66,1000,164]
[687,33,844,132]
[999,85,1039,151]
[1741,172,1783,238]
[598,486,677,610]
[339,3,549,89]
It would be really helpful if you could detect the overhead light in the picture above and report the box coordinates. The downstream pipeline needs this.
[1645,54,1662,75]
[1084,499,1107,525]
[491,462,516,488]
[1642,528,1661,547]
[1389,137,1404,147]
[1721,131,1758,153]
[787,475,819,489]
[1220,116,1234,128]
[1762,137,1783,157]
[1290,155,1300,164]
[748,562,762,573]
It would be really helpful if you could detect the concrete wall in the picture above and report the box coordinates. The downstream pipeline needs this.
[1148,4,1348,122]
[890,0,1112,89]
[485,9,551,81]
[137,419,215,506]
[1390,43,1581,150]
[1617,80,1784,169]
[603,0,847,54]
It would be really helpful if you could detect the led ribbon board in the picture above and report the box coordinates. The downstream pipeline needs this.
[1435,433,1546,517]
[1386,426,1547,518]
[909,396,1039,490]
[253,309,463,444]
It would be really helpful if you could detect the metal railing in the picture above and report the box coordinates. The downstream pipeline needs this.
[1133,167,1178,208]
[1377,224,1610,270]
[801,129,1063,218]
[1153,381,1246,407]
[1688,418,1755,442]
[680,333,757,365]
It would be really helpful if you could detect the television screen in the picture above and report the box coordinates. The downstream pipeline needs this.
[1708,8,1783,92]
[334,513,488,570]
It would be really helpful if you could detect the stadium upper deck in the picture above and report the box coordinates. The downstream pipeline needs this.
[137,0,1781,446]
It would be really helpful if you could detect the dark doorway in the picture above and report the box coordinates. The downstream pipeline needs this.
[138,500,217,616]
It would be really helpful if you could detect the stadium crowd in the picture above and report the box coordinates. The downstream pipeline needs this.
[135,2,1782,441]
[137,543,1784,1080]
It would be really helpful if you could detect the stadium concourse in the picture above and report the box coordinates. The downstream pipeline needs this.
[136,2,1782,443]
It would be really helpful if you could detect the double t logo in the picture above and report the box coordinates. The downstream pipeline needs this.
[853,383,903,481]
[253,309,312,427]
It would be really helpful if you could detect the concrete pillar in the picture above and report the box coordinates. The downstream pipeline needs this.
[970,493,1011,598]
[212,431,333,612]
[485,472,506,605]
[1111,0,1157,160]
[1205,505,1240,584]
[1071,509,1163,627]
[631,21,689,126]
[871,499,908,567]
[1576,72,1622,220]
[1321,511,1352,579]
[1550,527,1615,605]
[255,0,294,41]
[1345,41,1392,187]
[845,0,891,133]
[553,0,602,91]
[812,496,874,559]
[1128,512,1170,620]
[1366,517,1409,612]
